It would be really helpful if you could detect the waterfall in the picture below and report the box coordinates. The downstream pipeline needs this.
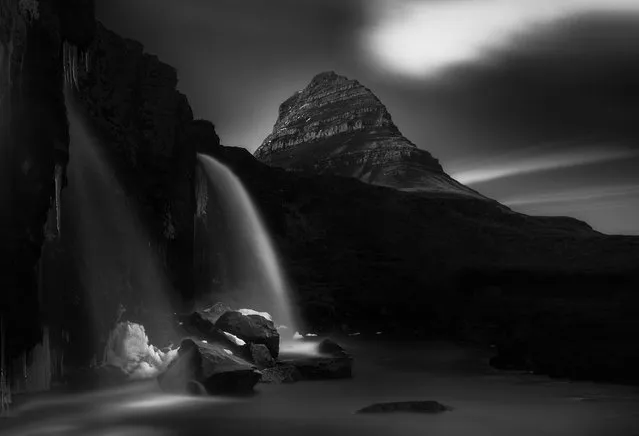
[65,81,176,362]
[54,163,63,235]
[62,42,89,89]
[7,327,52,395]
[195,165,208,218]
[197,154,296,332]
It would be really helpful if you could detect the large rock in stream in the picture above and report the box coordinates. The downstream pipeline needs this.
[179,306,248,356]
[273,339,353,382]
[356,401,453,414]
[215,311,280,358]
[158,338,261,395]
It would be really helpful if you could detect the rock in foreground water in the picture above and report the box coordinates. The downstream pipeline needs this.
[279,339,353,380]
[260,363,303,384]
[216,311,280,358]
[356,401,453,414]
[158,338,261,395]
[180,309,248,357]
[250,343,276,368]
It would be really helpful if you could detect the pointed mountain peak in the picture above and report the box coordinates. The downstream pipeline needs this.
[309,71,348,85]
[255,73,484,199]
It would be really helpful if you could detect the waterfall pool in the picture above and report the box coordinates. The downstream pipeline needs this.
[2,339,638,436]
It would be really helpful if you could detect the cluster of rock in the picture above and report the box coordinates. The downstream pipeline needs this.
[158,303,353,395]
[254,71,483,198]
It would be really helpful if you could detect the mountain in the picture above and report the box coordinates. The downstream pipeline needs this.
[255,71,483,199]
[2,0,638,392]
[249,71,639,382]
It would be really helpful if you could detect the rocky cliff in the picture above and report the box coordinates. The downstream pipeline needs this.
[0,0,96,398]
[0,2,204,399]
[255,71,483,198]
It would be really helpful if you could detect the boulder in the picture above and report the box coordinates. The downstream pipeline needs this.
[280,338,353,380]
[318,338,347,356]
[158,338,261,395]
[260,364,302,384]
[201,302,233,324]
[179,309,249,358]
[356,401,453,414]
[249,344,276,368]
[215,311,280,358]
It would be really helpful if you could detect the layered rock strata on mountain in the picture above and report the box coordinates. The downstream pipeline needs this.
[255,71,482,198]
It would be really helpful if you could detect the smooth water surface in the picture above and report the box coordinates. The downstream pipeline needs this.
[3,340,639,436]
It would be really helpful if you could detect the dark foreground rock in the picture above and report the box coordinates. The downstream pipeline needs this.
[158,338,261,395]
[250,344,276,368]
[356,401,453,414]
[216,311,280,358]
[279,339,353,380]
[260,363,303,384]
[318,338,348,356]
[199,303,233,324]
[180,308,248,357]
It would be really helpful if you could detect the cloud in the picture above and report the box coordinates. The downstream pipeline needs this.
[450,144,638,185]
[362,0,639,77]
[502,184,639,206]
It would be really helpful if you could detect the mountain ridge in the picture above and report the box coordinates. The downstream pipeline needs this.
[255,71,486,199]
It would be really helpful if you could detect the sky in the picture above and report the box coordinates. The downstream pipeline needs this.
[96,0,639,235]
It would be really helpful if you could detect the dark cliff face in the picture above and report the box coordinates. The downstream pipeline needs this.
[71,22,196,303]
[255,71,484,199]
[0,0,95,369]
[0,2,205,391]
[50,22,204,362]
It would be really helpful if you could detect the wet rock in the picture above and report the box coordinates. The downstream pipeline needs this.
[260,363,302,384]
[215,311,280,358]
[180,308,248,357]
[201,302,233,324]
[277,338,352,380]
[250,344,276,368]
[356,401,453,414]
[158,338,261,395]
[318,338,347,356]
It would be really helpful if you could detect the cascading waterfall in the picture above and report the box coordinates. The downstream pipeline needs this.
[195,165,209,219]
[62,42,90,89]
[197,154,297,333]
[65,78,179,380]
[0,40,93,414]
[54,163,63,235]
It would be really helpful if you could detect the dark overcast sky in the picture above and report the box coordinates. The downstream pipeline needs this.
[96,0,639,235]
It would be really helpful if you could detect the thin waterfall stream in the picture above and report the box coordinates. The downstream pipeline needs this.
[197,154,297,334]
